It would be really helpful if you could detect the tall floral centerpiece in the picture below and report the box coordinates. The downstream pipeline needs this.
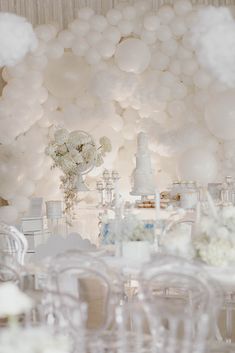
[46,128,111,219]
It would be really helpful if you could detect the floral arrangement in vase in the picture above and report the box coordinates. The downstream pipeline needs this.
[193,205,235,267]
[0,282,71,353]
[101,213,154,244]
[161,204,235,267]
[46,128,111,219]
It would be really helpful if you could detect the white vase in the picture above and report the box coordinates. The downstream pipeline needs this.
[122,241,151,262]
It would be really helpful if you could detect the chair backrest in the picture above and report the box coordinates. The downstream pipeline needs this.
[45,250,123,332]
[139,256,222,353]
[0,222,28,265]
[0,251,23,285]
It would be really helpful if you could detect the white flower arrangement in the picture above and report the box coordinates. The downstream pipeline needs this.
[0,283,71,353]
[46,128,112,217]
[0,282,33,318]
[0,327,71,353]
[194,206,235,267]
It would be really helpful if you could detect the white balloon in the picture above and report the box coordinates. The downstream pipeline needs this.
[85,47,101,65]
[141,30,157,45]
[167,100,186,117]
[72,38,89,56]
[161,38,178,57]
[170,17,187,37]
[0,206,18,224]
[86,30,102,46]
[57,30,75,48]
[35,24,57,42]
[11,196,30,212]
[174,0,193,16]
[78,7,94,20]
[69,19,90,36]
[46,40,64,59]
[115,38,151,74]
[193,69,212,89]
[90,15,107,32]
[97,39,116,59]
[178,147,218,184]
[143,15,160,31]
[205,90,235,140]
[158,6,175,23]
[182,58,198,75]
[106,9,122,25]
[169,59,181,75]
[44,53,90,99]
[151,52,169,71]
[157,25,172,42]
[103,28,120,47]
[118,19,134,36]
[122,6,137,20]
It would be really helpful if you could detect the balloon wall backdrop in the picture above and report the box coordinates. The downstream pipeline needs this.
[0,1,235,223]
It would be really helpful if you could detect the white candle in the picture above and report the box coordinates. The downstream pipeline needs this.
[206,191,217,218]
[155,190,161,220]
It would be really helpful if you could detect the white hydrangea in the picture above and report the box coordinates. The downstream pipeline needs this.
[68,131,92,147]
[195,237,235,267]
[69,149,83,164]
[54,128,69,145]
[59,156,77,174]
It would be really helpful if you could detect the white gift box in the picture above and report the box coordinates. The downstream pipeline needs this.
[21,217,48,234]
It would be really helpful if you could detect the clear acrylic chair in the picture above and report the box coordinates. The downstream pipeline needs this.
[0,251,23,285]
[0,222,28,265]
[138,256,223,353]
[45,249,123,332]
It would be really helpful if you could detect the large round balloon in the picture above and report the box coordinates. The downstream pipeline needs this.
[177,147,218,184]
[114,38,151,73]
[44,53,90,99]
[205,90,235,140]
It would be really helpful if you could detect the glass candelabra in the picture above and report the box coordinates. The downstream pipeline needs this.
[96,169,120,208]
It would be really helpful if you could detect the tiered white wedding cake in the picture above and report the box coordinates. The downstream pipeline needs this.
[130,132,155,196]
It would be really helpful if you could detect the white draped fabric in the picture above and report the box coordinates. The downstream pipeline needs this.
[0,0,234,27]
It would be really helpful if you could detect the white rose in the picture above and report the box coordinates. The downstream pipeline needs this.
[54,129,69,145]
[69,149,83,164]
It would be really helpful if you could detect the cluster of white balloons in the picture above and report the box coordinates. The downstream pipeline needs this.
[1,0,235,223]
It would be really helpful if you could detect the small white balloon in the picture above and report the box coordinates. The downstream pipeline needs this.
[205,90,235,140]
[118,19,134,36]
[141,30,157,45]
[69,19,90,36]
[143,15,160,31]
[72,38,89,56]
[0,206,18,224]
[158,6,175,24]
[97,39,116,59]
[85,47,101,65]
[35,24,57,42]
[174,0,192,16]
[151,52,170,71]
[90,15,108,32]
[86,30,102,46]
[78,7,95,20]
[115,38,151,74]
[46,40,64,59]
[103,26,121,44]
[122,6,137,20]
[57,30,75,48]
[106,9,122,25]
[157,25,172,42]
[161,38,178,57]
[193,69,212,89]
[170,17,187,37]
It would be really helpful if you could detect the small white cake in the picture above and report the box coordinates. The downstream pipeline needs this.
[130,132,155,196]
